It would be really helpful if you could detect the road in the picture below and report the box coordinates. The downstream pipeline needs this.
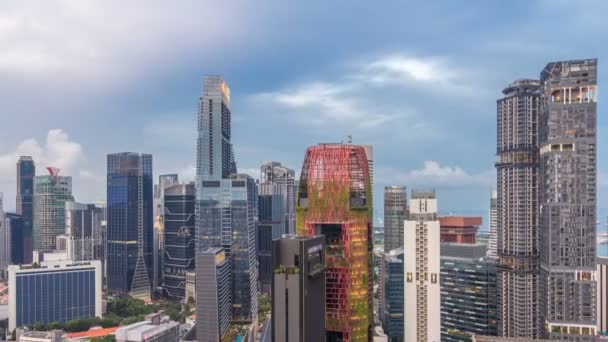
[260,318,271,342]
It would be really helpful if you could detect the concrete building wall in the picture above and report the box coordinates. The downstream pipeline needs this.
[539,59,598,339]
[404,191,440,342]
[495,79,541,338]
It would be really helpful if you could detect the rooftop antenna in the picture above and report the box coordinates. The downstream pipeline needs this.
[347,135,352,144]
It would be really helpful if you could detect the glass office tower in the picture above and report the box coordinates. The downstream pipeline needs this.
[33,169,74,253]
[106,152,153,301]
[162,182,195,300]
[197,174,259,322]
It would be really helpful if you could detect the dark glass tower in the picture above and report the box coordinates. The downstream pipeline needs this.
[380,248,404,342]
[162,182,195,300]
[16,156,34,263]
[106,152,153,301]
[440,243,497,341]
[539,59,598,339]
[272,234,326,342]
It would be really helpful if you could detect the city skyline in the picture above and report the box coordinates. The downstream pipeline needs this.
[1,2,607,227]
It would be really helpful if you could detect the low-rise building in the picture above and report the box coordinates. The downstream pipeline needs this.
[8,260,102,331]
[115,314,179,342]
[16,329,63,342]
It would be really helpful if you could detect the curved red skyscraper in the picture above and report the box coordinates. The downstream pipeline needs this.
[297,144,373,342]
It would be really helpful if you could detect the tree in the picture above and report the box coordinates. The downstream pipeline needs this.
[47,321,62,330]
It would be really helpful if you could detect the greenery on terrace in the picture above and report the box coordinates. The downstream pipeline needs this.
[20,297,193,334]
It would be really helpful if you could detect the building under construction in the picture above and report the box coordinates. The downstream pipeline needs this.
[297,144,373,342]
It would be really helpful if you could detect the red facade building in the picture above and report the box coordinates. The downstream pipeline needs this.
[296,144,373,342]
[439,216,482,244]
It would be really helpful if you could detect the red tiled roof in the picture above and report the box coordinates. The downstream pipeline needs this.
[66,327,119,338]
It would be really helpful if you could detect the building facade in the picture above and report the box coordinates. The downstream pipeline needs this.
[487,191,498,258]
[404,190,440,342]
[495,79,541,338]
[441,243,498,341]
[162,182,195,300]
[33,168,74,253]
[106,152,153,301]
[271,235,326,342]
[153,174,179,293]
[381,248,404,342]
[16,156,35,264]
[539,59,598,339]
[297,144,373,342]
[65,202,106,264]
[383,186,407,253]
[8,260,102,331]
[598,257,608,336]
[197,174,259,322]
[196,248,230,342]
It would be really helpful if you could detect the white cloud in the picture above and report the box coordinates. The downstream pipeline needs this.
[255,81,396,129]
[0,129,91,210]
[358,54,481,96]
[0,129,83,179]
[0,1,266,86]
[377,161,494,188]
[249,52,484,132]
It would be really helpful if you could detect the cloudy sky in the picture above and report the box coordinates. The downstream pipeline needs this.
[0,1,606,227]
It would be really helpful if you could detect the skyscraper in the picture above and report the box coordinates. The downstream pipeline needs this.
[258,161,296,294]
[272,234,326,342]
[162,182,195,300]
[196,248,230,342]
[195,76,258,323]
[153,174,179,294]
[384,186,407,252]
[33,167,74,253]
[380,248,404,342]
[16,156,35,263]
[539,59,598,339]
[106,152,153,301]
[297,143,373,342]
[487,190,498,258]
[196,75,236,180]
[404,190,440,342]
[495,79,540,338]
[198,174,259,322]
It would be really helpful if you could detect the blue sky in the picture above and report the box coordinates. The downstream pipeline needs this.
[0,1,606,227]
